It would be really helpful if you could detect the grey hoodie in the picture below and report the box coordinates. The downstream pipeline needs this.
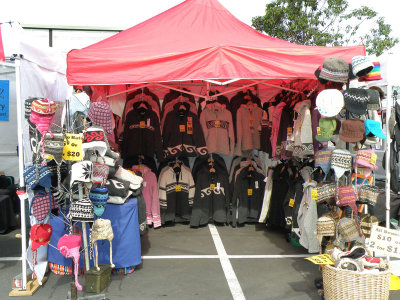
[235,104,263,155]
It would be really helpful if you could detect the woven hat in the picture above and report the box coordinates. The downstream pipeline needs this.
[57,234,82,291]
[317,215,336,245]
[338,217,363,242]
[339,119,365,143]
[92,161,109,186]
[343,88,369,115]
[31,98,57,115]
[365,119,386,139]
[366,89,381,111]
[69,197,94,222]
[24,164,52,190]
[354,149,378,175]
[319,58,349,83]
[31,189,56,221]
[91,218,115,270]
[316,89,344,117]
[315,118,336,142]
[30,223,52,251]
[314,149,332,179]
[337,186,362,236]
[81,127,107,157]
[358,185,382,206]
[89,186,109,217]
[87,101,113,134]
[352,56,374,77]
[331,149,352,179]
[70,161,93,187]
[359,61,382,81]
[43,133,64,165]
[314,183,336,205]
[360,214,379,238]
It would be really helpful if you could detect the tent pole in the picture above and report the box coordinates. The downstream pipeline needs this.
[385,85,392,231]
[106,83,153,98]
[153,83,205,99]
[254,81,301,94]
[211,81,267,99]
[15,59,28,290]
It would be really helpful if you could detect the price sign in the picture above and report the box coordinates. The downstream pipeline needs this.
[317,127,321,136]
[62,133,83,161]
[311,189,318,200]
[368,225,400,258]
[370,153,377,165]
[175,185,182,192]
[179,125,186,132]
[247,189,253,196]
[289,198,295,207]
[305,254,334,265]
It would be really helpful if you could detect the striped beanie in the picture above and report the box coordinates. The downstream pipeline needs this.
[89,186,109,217]
[319,57,349,83]
[338,217,364,243]
[43,133,64,165]
[360,214,379,238]
[352,56,374,77]
[31,98,57,115]
[24,164,52,190]
[358,185,382,206]
[358,61,382,81]
[331,149,352,179]
[314,183,336,205]
[343,88,369,115]
[69,197,94,222]
[82,127,107,157]
[337,186,362,236]
[354,149,378,175]
[317,215,336,245]
[314,149,332,180]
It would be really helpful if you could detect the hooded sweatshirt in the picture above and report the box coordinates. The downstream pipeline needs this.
[293,100,314,157]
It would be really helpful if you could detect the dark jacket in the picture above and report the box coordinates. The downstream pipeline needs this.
[122,102,163,161]
[267,163,289,228]
[162,102,208,159]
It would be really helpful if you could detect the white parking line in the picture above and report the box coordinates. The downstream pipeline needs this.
[208,224,246,300]
[142,255,219,259]
[141,254,310,259]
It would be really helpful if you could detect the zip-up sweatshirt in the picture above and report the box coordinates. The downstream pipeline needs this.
[235,104,263,156]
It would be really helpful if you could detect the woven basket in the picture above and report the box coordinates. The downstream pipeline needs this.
[322,264,390,300]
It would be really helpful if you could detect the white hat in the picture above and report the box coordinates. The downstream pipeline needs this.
[81,127,107,157]
[352,56,374,78]
[316,89,344,117]
[70,161,93,187]
[114,166,143,190]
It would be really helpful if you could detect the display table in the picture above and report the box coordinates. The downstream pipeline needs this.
[47,198,141,271]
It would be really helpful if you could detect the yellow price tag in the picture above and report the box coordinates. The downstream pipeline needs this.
[210,184,215,191]
[370,153,377,165]
[247,189,253,196]
[305,254,334,265]
[175,184,181,192]
[140,121,146,128]
[62,133,83,161]
[289,198,295,207]
[311,189,318,200]
[317,127,321,136]
[179,125,186,132]
[215,120,220,128]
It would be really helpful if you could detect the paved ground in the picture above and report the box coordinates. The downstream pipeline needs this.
[1,223,400,299]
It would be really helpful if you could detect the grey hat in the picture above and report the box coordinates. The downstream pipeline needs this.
[319,58,349,83]
[367,89,380,111]
[344,88,369,115]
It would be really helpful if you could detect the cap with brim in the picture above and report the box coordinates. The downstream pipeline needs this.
[344,88,369,115]
[30,223,52,251]
[315,66,328,84]
[316,89,344,117]
[316,118,336,142]
[354,149,378,172]
[352,56,374,77]
[339,119,365,143]
[366,89,380,111]
[364,119,386,139]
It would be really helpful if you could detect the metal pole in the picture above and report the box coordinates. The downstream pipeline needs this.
[15,59,28,290]
[385,86,392,230]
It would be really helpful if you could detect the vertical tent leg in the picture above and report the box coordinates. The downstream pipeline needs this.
[385,86,392,232]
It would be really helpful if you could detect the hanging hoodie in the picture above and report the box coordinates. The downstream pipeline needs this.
[158,164,195,224]
[258,168,273,223]
[200,104,235,156]
[293,100,314,158]
[190,169,230,227]
[270,102,286,158]
[122,102,163,161]
[235,103,263,156]
[162,102,208,159]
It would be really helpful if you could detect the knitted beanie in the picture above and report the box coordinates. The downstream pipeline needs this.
[314,183,336,205]
[89,186,109,217]
[81,127,107,157]
[316,89,344,117]
[337,186,362,236]
[360,214,379,238]
[314,149,332,179]
[338,217,364,243]
[366,89,380,111]
[70,161,93,187]
[69,197,94,222]
[358,61,382,81]
[115,166,143,190]
[364,119,386,139]
[331,149,352,179]
[57,234,82,290]
[315,118,336,142]
[31,98,57,115]
[358,185,382,206]
[343,88,369,115]
[316,215,336,245]
[43,133,64,165]
[87,101,113,134]
[24,164,52,190]
[319,58,349,83]
[92,162,109,186]
[352,56,374,77]
[30,111,55,136]
[25,98,39,120]
[31,189,55,221]
[354,149,378,173]
[339,119,365,143]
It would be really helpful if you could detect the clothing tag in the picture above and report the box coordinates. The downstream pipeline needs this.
[287,127,292,135]
[249,115,254,122]
[317,127,321,136]
[311,189,318,200]
[143,181,147,187]
[187,117,193,122]
[370,153,377,165]
[305,254,334,265]
[179,124,186,132]
[215,120,220,128]
[216,182,220,191]
[175,184,181,192]
[255,181,259,189]
[210,184,215,191]
[147,118,150,127]
[62,133,83,161]
[247,188,253,196]
[298,124,301,130]
[289,198,295,207]
[187,123,193,134]
[140,121,146,128]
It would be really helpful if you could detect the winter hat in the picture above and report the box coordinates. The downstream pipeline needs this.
[43,133,64,165]
[338,217,364,243]
[31,98,57,115]
[25,98,39,120]
[91,218,115,271]
[57,234,82,291]
[115,166,143,190]
[315,118,336,142]
[366,89,381,111]
[354,149,378,176]
[81,127,107,157]
[319,58,349,83]
[30,223,52,252]
[352,56,374,77]
[87,101,113,134]
[343,88,369,115]
[369,86,384,100]
[337,186,362,236]
[89,186,109,217]
[314,149,332,179]
[331,149,352,179]
[360,214,379,238]
[51,187,66,206]
[31,189,56,221]
[316,89,344,117]
[69,197,94,222]
[316,215,336,245]
[365,119,386,139]
[314,183,336,205]
[24,164,52,190]
[358,185,382,206]
[339,119,365,143]
[359,61,382,81]
[92,162,109,186]
[29,111,55,136]
[314,66,328,84]
[70,161,93,187]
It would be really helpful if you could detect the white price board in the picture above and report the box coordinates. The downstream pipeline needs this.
[369,225,400,258]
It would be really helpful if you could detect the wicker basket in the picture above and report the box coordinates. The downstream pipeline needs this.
[322,264,390,300]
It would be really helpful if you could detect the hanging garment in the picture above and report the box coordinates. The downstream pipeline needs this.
[162,89,195,115]
[192,154,228,182]
[260,109,273,156]
[161,96,198,130]
[123,94,160,123]
[293,100,314,157]
[258,168,273,223]
[270,102,286,158]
